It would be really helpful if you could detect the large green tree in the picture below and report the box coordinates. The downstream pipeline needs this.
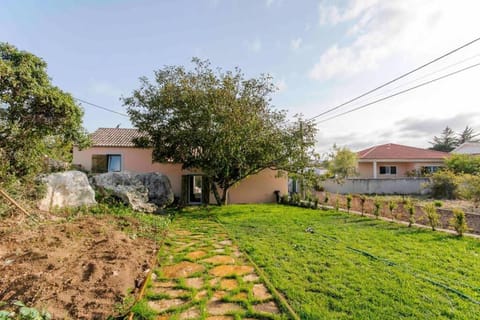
[457,125,480,145]
[0,43,88,179]
[323,144,357,181]
[123,58,317,205]
[429,126,458,152]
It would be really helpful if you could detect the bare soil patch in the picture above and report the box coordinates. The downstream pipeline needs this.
[0,214,156,319]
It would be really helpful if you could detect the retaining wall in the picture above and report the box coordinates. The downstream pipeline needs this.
[316,192,480,235]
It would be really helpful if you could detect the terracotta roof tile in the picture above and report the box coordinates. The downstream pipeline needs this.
[357,143,449,160]
[90,128,146,147]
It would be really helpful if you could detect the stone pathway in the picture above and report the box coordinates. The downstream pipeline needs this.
[144,214,288,319]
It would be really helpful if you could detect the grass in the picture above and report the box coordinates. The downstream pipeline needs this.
[200,204,480,320]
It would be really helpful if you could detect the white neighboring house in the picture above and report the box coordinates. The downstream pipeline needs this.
[452,142,480,156]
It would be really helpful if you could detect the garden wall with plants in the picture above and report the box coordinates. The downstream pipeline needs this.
[316,192,480,235]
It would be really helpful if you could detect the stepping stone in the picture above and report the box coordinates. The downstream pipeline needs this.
[207,301,243,315]
[206,317,234,320]
[209,278,220,286]
[232,292,248,300]
[162,261,205,278]
[156,316,169,320]
[210,265,254,277]
[210,290,227,302]
[252,284,272,300]
[220,279,238,291]
[152,280,176,288]
[194,289,208,301]
[174,242,197,253]
[179,306,201,319]
[175,230,192,236]
[186,250,207,260]
[152,288,188,298]
[253,301,280,314]
[201,255,235,265]
[242,274,260,282]
[185,277,204,289]
[219,240,232,246]
[213,248,225,253]
[232,249,242,257]
[148,298,185,312]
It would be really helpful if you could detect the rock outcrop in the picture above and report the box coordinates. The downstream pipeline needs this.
[91,171,174,213]
[38,171,97,211]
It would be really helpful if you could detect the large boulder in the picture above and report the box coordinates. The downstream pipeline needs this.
[91,171,173,213]
[136,172,174,207]
[38,171,97,211]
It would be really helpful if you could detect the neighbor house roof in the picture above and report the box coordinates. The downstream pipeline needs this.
[90,128,145,147]
[357,143,449,160]
[452,142,480,155]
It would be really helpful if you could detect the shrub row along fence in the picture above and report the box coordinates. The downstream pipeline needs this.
[315,192,480,235]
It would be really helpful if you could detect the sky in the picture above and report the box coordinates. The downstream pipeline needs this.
[2,0,480,155]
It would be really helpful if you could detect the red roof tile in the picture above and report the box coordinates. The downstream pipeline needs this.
[357,143,449,160]
[90,128,146,147]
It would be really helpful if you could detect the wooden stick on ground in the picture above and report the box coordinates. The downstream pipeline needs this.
[0,188,31,217]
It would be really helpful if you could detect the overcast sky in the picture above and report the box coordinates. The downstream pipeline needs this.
[2,0,480,154]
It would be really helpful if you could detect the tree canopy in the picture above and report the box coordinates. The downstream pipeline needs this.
[123,58,317,205]
[0,42,88,179]
[430,125,480,152]
[323,144,357,181]
[429,126,458,152]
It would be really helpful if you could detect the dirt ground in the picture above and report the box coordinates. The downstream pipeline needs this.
[0,213,157,319]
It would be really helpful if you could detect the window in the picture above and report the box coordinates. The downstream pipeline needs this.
[108,155,122,172]
[422,166,440,174]
[91,154,122,173]
[379,166,397,175]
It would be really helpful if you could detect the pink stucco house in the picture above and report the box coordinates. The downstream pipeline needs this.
[357,143,449,178]
[73,128,287,204]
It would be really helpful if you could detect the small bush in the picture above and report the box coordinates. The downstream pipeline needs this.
[430,170,459,199]
[290,193,300,205]
[388,200,397,220]
[434,200,443,207]
[312,195,319,209]
[404,198,415,227]
[458,174,480,208]
[281,194,289,204]
[424,203,440,231]
[324,192,329,204]
[359,195,366,216]
[451,208,468,236]
[346,194,352,212]
[373,197,382,219]
[334,197,340,212]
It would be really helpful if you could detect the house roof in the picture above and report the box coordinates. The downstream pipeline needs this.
[452,142,480,155]
[357,143,449,160]
[90,128,145,147]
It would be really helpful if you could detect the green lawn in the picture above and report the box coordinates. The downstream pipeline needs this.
[204,204,480,319]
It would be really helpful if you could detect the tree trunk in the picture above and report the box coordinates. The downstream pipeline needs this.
[221,187,229,206]
[211,181,222,206]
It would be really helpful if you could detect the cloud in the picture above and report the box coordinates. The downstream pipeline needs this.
[245,38,262,53]
[310,1,480,81]
[290,37,302,50]
[396,113,480,139]
[266,0,275,7]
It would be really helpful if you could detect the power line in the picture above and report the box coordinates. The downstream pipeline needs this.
[74,97,129,118]
[315,61,480,124]
[338,52,480,110]
[308,36,480,121]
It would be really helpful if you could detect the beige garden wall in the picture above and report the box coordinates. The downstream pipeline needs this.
[73,146,287,204]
